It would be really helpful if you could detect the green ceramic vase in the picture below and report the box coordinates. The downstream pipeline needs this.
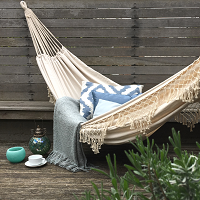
[6,147,26,163]
[29,125,51,155]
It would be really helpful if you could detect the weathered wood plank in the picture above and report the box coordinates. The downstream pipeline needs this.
[0,81,181,96]
[2,37,200,48]
[134,66,185,75]
[1,0,200,9]
[0,47,32,56]
[2,18,200,28]
[0,28,29,37]
[2,8,200,19]
[1,27,200,38]
[0,93,32,101]
[0,0,136,9]
[0,56,29,65]
[0,120,53,142]
[105,74,172,85]
[63,47,200,57]
[0,75,30,84]
[133,28,200,38]
[132,0,200,8]
[132,7,200,18]
[142,84,157,92]
[0,66,40,74]
[0,83,156,94]
[0,56,195,69]
[80,56,197,66]
[77,38,200,47]
[1,47,200,56]
[134,74,171,84]
[0,101,53,111]
[25,56,200,67]
[0,92,49,101]
[23,92,50,101]
[0,110,53,120]
[0,28,129,37]
[92,65,185,75]
[133,18,200,28]
[0,19,135,28]
[3,8,134,19]
[132,47,200,56]
[0,84,47,92]
[105,75,135,85]
[0,75,45,84]
[92,66,135,74]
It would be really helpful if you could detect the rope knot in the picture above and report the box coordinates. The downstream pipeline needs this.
[20,1,28,10]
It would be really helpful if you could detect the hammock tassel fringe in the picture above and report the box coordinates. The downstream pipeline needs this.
[80,59,200,153]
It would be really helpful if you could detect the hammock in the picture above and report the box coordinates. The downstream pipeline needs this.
[20,1,200,154]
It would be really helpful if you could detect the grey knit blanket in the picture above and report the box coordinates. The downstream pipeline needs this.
[46,96,89,172]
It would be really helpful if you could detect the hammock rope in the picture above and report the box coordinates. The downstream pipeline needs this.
[21,1,200,154]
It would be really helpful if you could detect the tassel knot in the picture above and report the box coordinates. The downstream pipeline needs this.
[20,1,28,10]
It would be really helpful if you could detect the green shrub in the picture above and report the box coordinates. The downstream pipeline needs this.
[74,128,200,200]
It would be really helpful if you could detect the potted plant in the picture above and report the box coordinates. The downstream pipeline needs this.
[74,128,200,200]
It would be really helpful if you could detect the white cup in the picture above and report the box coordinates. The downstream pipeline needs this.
[28,154,43,165]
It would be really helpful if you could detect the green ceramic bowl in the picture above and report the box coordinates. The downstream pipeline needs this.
[6,147,26,163]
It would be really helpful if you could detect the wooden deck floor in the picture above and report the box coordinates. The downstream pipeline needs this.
[0,142,134,200]
[1,122,200,200]
[0,143,199,200]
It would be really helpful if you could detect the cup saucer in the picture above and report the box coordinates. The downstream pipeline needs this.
[25,158,47,167]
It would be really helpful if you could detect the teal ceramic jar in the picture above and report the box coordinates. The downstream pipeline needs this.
[6,147,26,163]
[29,125,51,155]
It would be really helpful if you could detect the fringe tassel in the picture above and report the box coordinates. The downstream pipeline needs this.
[80,116,114,154]
[129,115,152,134]
[47,87,56,104]
[80,109,156,153]
[80,127,107,154]
[80,58,200,154]
[178,71,200,103]
[46,150,90,172]
[175,103,200,132]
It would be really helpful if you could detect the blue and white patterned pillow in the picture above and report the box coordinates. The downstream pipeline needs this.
[80,81,143,119]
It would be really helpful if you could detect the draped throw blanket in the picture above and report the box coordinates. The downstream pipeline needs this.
[21,1,200,154]
[46,96,89,172]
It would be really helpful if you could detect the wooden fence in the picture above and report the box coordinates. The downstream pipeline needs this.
[1,0,200,140]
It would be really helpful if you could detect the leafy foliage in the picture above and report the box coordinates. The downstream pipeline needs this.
[74,128,200,200]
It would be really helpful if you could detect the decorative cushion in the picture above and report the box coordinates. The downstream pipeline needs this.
[92,91,132,111]
[80,81,143,119]
[93,99,121,118]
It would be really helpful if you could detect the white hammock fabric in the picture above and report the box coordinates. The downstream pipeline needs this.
[21,1,200,154]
